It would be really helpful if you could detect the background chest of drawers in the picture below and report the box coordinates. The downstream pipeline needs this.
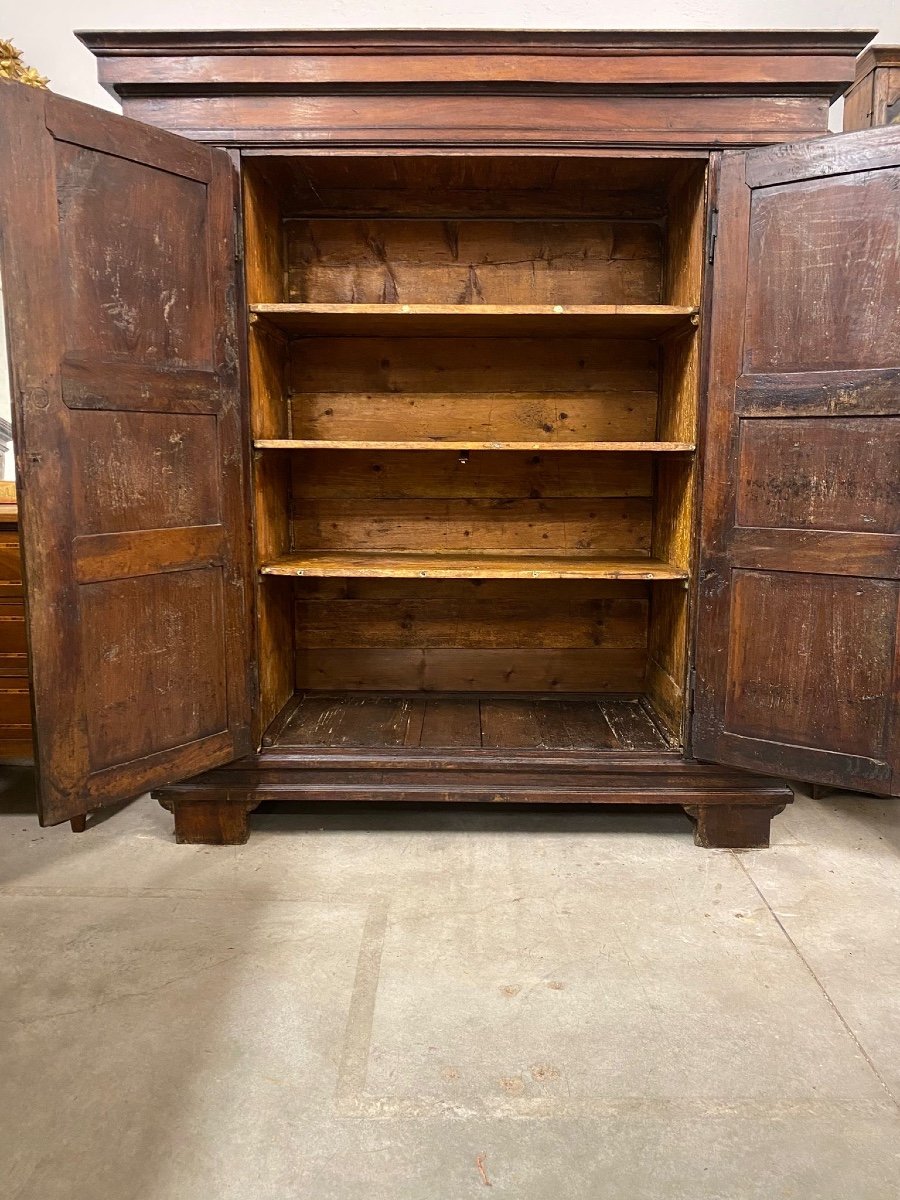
[0,504,33,759]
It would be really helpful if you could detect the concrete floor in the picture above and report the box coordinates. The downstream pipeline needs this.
[1,775,899,1199]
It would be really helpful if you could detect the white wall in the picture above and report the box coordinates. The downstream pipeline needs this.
[2,2,898,473]
[8,1,900,112]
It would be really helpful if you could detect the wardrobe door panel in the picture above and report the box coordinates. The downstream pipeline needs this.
[694,127,900,795]
[0,83,253,825]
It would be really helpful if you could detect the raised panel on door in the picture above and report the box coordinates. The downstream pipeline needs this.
[694,126,900,795]
[0,83,253,825]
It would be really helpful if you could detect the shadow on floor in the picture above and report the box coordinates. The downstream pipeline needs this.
[0,764,135,830]
[0,763,37,815]
[252,800,693,838]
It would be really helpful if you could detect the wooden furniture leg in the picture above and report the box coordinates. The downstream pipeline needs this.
[158,797,258,845]
[685,804,786,849]
[69,813,87,833]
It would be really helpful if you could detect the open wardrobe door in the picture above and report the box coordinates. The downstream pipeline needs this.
[0,83,254,826]
[694,125,900,796]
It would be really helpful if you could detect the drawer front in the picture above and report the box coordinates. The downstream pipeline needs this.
[0,534,33,755]
[0,600,28,655]
[0,532,24,598]
[0,686,32,727]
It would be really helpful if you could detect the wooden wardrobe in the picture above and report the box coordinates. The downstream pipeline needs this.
[0,30,897,847]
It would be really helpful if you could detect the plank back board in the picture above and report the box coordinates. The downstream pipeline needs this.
[290,450,655,693]
[288,336,660,444]
[285,218,663,306]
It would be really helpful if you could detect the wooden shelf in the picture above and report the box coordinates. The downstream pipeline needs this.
[250,303,700,338]
[254,439,695,452]
[260,551,689,581]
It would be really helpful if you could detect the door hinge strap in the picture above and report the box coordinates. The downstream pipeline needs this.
[706,209,719,265]
[234,217,244,261]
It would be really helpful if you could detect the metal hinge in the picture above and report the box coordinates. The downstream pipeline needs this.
[706,209,719,265]
[688,667,697,707]
[233,216,244,261]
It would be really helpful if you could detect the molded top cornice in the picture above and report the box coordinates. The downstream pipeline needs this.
[78,29,875,57]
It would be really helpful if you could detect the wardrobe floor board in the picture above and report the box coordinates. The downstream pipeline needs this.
[266,691,674,752]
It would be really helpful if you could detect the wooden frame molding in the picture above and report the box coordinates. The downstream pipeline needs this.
[79,29,873,149]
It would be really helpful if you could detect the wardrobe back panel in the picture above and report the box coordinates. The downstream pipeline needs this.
[289,450,654,558]
[285,218,663,305]
[288,336,659,443]
[293,577,650,693]
[258,155,687,220]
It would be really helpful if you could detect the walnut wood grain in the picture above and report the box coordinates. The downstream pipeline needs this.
[693,127,900,798]
[13,32,883,841]
[0,82,254,826]
[79,29,870,150]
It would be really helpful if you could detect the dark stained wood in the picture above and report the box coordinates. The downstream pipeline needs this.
[252,304,699,339]
[111,94,835,152]
[735,368,900,418]
[79,30,871,150]
[292,575,650,694]
[725,573,896,759]
[73,525,226,584]
[480,698,545,749]
[80,572,229,772]
[686,803,786,849]
[61,359,221,414]
[694,127,900,797]
[265,691,676,753]
[244,155,690,221]
[843,46,900,131]
[0,527,24,600]
[17,34,883,842]
[159,796,259,845]
[0,600,27,654]
[70,411,221,534]
[743,168,900,370]
[743,123,900,186]
[0,511,34,760]
[295,646,649,694]
[726,529,899,580]
[0,83,253,826]
[154,750,793,848]
[736,418,900,534]
[601,699,670,750]
[418,696,481,748]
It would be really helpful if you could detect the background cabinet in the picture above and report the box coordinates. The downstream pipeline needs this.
[844,46,900,129]
[0,504,33,759]
[1,31,897,847]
